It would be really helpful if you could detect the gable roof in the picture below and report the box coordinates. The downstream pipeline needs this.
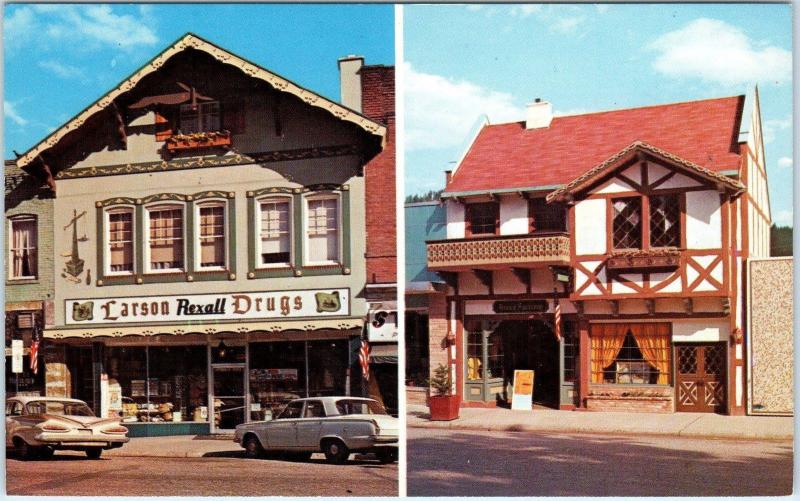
[546,141,745,202]
[16,33,386,170]
[444,95,745,195]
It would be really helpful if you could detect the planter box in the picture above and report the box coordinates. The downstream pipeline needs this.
[166,132,232,152]
[429,395,461,421]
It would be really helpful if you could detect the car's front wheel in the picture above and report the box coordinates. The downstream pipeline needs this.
[243,435,263,459]
[322,439,349,464]
[85,449,102,460]
[15,439,38,461]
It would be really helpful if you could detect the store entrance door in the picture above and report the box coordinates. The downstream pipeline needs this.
[675,343,726,413]
[501,320,559,408]
[210,365,247,432]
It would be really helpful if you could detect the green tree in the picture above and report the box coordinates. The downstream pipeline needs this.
[405,189,443,204]
[770,224,793,257]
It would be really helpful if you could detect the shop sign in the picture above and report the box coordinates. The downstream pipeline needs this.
[65,289,350,325]
[492,300,549,314]
[511,369,534,411]
[250,368,299,382]
[368,309,398,342]
[11,340,23,373]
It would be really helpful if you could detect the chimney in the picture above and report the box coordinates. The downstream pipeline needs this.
[338,55,364,112]
[445,170,453,186]
[526,98,553,129]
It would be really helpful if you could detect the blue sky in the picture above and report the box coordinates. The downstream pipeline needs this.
[3,3,393,158]
[404,4,793,226]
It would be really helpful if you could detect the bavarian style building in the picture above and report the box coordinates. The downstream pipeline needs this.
[426,91,770,414]
[9,33,391,434]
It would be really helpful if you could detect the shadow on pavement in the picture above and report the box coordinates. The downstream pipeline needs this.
[407,431,793,497]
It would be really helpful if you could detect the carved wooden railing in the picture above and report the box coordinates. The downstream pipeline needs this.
[427,233,570,270]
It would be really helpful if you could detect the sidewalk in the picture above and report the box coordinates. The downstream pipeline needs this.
[106,434,240,458]
[406,404,794,440]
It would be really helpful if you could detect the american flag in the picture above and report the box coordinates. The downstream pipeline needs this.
[29,324,41,375]
[553,298,562,342]
[358,339,370,381]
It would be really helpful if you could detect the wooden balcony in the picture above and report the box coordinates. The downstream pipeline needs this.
[427,233,571,271]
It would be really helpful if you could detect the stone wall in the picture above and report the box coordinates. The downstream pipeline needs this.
[748,258,793,415]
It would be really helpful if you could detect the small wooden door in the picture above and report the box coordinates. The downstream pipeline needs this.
[675,343,726,413]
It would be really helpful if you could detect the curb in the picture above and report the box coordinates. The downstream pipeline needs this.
[406,421,793,441]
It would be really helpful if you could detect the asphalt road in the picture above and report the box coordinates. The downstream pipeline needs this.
[6,451,397,496]
[407,427,793,496]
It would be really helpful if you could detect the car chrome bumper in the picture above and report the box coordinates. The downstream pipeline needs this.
[34,433,130,445]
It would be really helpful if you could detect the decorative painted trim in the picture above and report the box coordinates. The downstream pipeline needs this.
[18,32,385,169]
[142,192,190,205]
[43,317,364,339]
[96,197,138,208]
[55,145,362,180]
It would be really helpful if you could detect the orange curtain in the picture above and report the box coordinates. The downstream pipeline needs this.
[632,323,671,384]
[590,324,628,383]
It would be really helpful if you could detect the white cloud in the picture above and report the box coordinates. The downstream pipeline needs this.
[778,157,793,169]
[772,209,793,226]
[4,101,29,126]
[510,5,542,18]
[649,18,791,86]
[38,60,87,82]
[404,62,524,151]
[763,117,791,144]
[5,4,158,52]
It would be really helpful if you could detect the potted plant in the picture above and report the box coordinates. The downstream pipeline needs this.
[428,363,460,421]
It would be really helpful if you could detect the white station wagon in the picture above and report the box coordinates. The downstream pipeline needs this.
[6,396,129,460]
[234,396,398,464]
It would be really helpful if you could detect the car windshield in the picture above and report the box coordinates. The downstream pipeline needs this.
[334,399,387,416]
[26,401,95,417]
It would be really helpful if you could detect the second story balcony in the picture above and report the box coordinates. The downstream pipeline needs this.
[427,232,571,272]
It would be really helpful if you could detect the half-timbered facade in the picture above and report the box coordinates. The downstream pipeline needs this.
[426,92,769,414]
[12,34,388,434]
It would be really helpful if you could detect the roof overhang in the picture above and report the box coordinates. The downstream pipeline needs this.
[546,141,745,203]
[16,33,386,173]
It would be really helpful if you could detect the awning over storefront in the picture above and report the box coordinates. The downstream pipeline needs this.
[370,343,397,364]
[43,318,363,339]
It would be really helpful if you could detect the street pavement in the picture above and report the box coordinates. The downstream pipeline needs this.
[407,403,794,440]
[407,427,794,497]
[6,440,397,496]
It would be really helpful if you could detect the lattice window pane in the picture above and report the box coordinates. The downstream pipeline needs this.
[468,202,498,236]
[678,346,697,375]
[612,197,642,249]
[703,345,724,377]
[650,195,680,247]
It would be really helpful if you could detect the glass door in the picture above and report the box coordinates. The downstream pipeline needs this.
[210,365,246,432]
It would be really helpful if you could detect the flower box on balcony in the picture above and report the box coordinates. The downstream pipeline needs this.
[607,248,680,272]
[165,130,232,152]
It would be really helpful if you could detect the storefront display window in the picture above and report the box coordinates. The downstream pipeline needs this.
[104,345,208,423]
[590,323,671,385]
[466,329,482,381]
[249,341,306,420]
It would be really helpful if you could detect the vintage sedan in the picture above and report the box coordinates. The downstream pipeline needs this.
[234,396,398,464]
[6,396,129,459]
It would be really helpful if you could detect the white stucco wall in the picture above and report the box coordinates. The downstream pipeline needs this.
[575,198,606,255]
[499,196,529,235]
[446,200,466,239]
[685,190,721,249]
[672,320,729,342]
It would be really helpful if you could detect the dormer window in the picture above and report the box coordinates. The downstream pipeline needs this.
[179,102,220,134]
[466,202,499,237]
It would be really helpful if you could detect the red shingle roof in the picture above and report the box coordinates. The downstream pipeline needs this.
[445,96,744,194]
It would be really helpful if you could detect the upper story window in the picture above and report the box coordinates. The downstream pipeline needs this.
[649,194,680,248]
[305,195,340,264]
[107,208,134,274]
[466,202,498,237]
[179,102,220,134]
[147,205,184,272]
[197,203,226,269]
[612,197,642,249]
[259,198,292,266]
[529,198,566,233]
[8,216,37,280]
